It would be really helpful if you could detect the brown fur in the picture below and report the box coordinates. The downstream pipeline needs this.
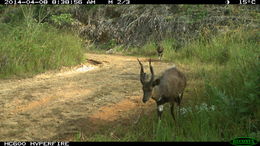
[138,58,187,120]
[156,44,164,60]
[153,67,186,103]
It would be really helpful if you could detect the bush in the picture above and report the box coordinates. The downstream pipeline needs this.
[0,21,83,78]
[50,13,75,28]
[203,29,260,138]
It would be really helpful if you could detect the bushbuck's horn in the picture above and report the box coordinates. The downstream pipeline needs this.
[137,58,145,85]
[149,58,154,83]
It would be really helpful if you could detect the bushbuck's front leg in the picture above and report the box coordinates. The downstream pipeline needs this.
[156,97,168,120]
[157,103,164,120]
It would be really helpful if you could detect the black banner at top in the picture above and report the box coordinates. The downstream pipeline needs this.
[1,0,258,4]
[0,142,234,146]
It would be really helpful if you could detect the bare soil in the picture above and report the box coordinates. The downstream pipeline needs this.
[0,53,186,141]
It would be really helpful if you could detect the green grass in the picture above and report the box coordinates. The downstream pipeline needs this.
[0,6,84,78]
[127,42,157,57]
[0,21,84,78]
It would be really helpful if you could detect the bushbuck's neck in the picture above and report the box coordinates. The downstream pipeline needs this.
[151,86,160,101]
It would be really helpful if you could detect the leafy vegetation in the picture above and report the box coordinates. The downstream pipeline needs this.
[0,6,84,78]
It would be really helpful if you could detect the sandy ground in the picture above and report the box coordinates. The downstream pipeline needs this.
[0,53,181,141]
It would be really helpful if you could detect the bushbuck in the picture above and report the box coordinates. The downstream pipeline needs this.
[137,58,187,120]
[156,43,164,60]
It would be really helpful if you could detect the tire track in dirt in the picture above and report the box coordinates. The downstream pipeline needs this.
[0,53,175,141]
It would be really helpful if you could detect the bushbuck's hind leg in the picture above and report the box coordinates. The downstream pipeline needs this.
[177,92,184,117]
[170,103,176,121]
[179,92,184,105]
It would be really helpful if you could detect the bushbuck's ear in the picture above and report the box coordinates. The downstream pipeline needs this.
[152,79,160,87]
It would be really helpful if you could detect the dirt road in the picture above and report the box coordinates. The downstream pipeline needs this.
[0,53,178,141]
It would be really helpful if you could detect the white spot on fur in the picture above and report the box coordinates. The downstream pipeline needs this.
[158,105,164,112]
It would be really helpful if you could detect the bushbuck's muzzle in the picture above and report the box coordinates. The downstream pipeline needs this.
[142,93,151,103]
[142,98,148,103]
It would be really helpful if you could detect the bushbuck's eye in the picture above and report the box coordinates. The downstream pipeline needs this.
[144,87,152,92]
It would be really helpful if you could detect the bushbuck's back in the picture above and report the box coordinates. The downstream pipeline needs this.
[157,67,186,102]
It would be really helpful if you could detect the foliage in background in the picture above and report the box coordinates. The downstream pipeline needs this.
[50,13,75,28]
[74,5,259,48]
[0,6,84,78]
